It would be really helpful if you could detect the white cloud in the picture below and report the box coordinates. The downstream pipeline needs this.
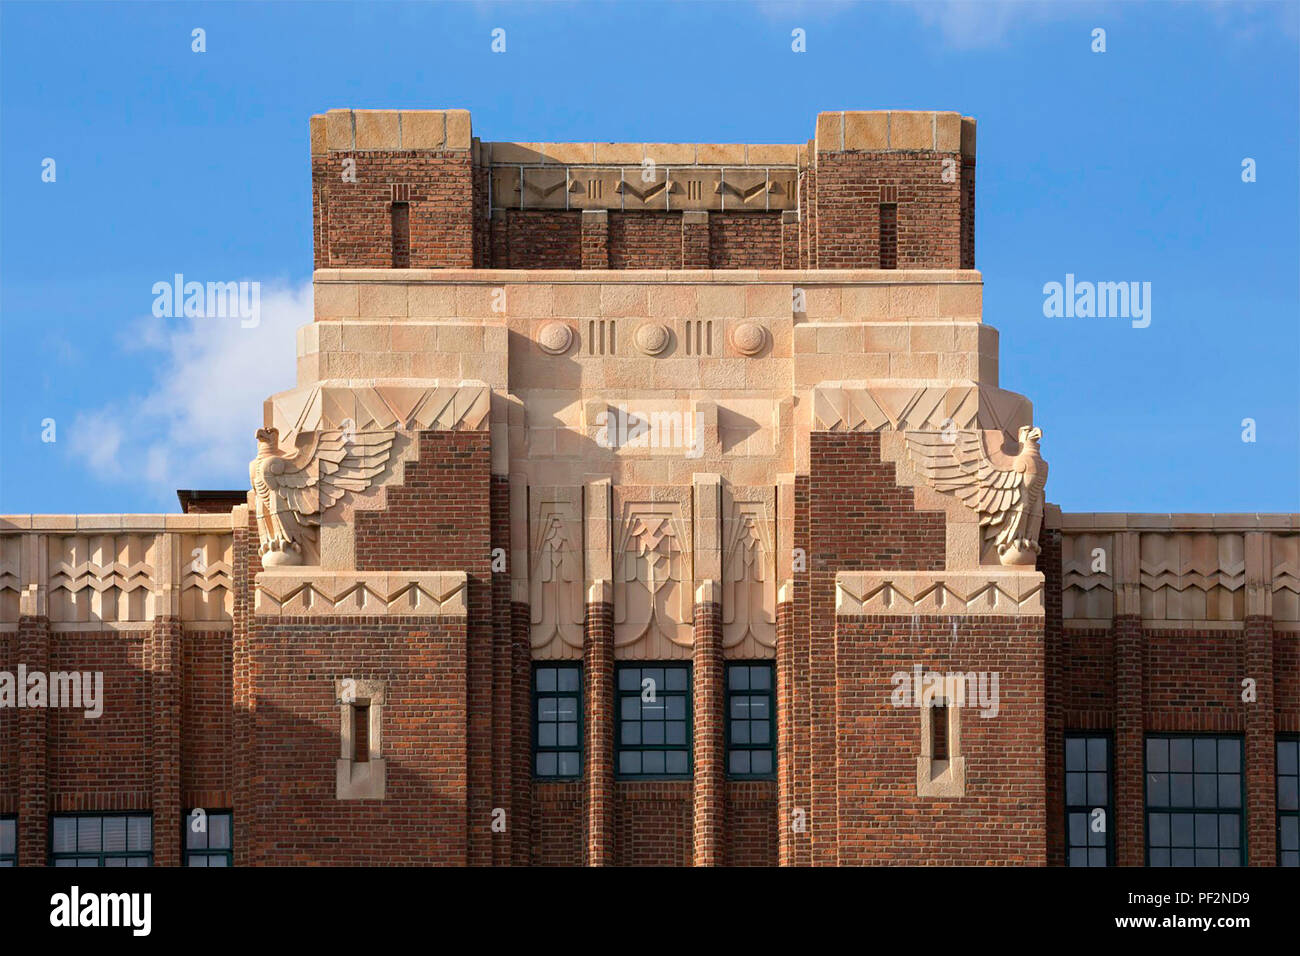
[909,0,1084,50]
[67,279,310,503]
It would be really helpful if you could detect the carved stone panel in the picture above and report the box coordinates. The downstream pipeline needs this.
[48,533,158,623]
[1062,532,1114,621]
[667,168,722,211]
[1139,532,1245,621]
[613,487,693,658]
[521,167,569,209]
[1272,534,1299,622]
[0,535,19,622]
[178,533,234,623]
[530,487,585,658]
[722,487,777,656]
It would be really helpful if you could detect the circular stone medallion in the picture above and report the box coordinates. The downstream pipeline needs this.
[730,321,768,356]
[537,322,574,355]
[634,322,671,356]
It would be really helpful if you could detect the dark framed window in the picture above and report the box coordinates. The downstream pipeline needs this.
[533,663,582,778]
[616,663,691,778]
[1145,736,1244,867]
[1065,733,1113,866]
[1278,735,1299,867]
[51,813,152,867]
[184,809,233,867]
[726,662,775,779]
[0,816,15,866]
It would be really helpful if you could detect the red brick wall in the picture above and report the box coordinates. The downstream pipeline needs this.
[182,629,233,807]
[354,429,495,866]
[608,212,682,269]
[834,614,1047,864]
[530,781,582,866]
[725,780,778,866]
[312,151,474,268]
[0,632,14,812]
[46,631,151,806]
[614,782,692,866]
[813,152,963,269]
[249,616,468,865]
[313,150,972,269]
[801,431,948,865]
[1062,629,1116,722]
[1274,631,1298,732]
[808,432,946,573]
[1144,629,1244,730]
[960,158,976,268]
[500,210,582,269]
[709,212,782,268]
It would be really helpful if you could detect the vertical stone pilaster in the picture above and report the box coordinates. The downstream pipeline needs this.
[692,582,724,865]
[583,580,614,866]
[581,209,608,269]
[682,211,710,268]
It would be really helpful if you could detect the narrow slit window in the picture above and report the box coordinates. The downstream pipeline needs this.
[353,703,370,763]
[931,704,949,761]
[390,202,410,268]
[879,203,898,269]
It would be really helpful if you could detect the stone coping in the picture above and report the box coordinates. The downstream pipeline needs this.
[0,514,236,532]
[314,268,983,286]
[1051,513,1300,532]
[310,108,976,160]
[815,110,975,156]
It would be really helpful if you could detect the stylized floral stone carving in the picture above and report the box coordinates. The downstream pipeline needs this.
[730,321,768,356]
[537,322,574,355]
[634,322,671,356]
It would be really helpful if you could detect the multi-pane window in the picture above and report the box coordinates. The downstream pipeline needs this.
[533,664,582,778]
[1146,736,1243,867]
[616,664,691,778]
[51,814,152,867]
[1065,734,1112,866]
[0,817,15,866]
[1278,736,1299,867]
[184,810,233,867]
[726,662,775,779]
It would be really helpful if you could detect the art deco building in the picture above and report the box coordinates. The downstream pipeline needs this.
[0,109,1295,867]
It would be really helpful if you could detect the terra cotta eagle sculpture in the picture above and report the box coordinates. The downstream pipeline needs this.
[249,425,396,566]
[905,425,1047,567]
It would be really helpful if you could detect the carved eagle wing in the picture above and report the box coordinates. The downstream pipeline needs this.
[905,430,1028,551]
[261,429,397,534]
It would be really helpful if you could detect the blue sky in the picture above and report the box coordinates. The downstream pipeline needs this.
[1,0,1297,514]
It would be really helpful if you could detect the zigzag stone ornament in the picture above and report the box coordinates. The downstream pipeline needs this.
[906,426,1048,567]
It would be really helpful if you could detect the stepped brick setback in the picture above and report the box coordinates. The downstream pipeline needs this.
[1,108,1296,867]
